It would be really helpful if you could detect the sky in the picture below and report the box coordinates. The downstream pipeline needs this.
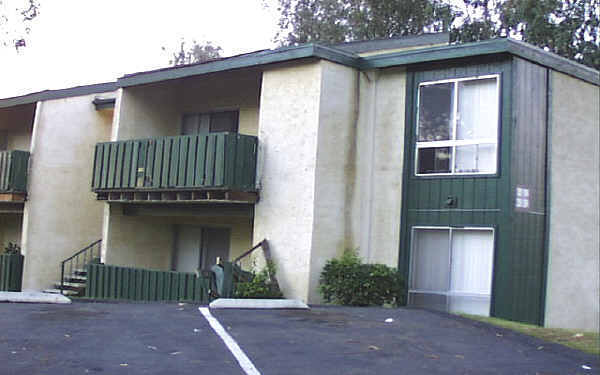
[0,0,280,98]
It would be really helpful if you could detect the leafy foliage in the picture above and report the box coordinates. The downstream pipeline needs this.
[0,0,40,49]
[275,0,600,70]
[3,242,21,255]
[234,260,283,299]
[319,249,406,306]
[275,0,454,45]
[163,39,223,66]
[452,0,600,70]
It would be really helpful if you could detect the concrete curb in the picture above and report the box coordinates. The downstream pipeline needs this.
[209,298,309,309]
[0,291,72,304]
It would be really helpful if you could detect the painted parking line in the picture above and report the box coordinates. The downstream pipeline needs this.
[199,307,261,375]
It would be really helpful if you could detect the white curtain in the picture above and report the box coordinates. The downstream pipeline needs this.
[410,228,494,316]
[411,229,450,292]
[456,78,498,140]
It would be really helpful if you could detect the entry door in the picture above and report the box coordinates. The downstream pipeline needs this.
[200,227,230,269]
[175,225,202,273]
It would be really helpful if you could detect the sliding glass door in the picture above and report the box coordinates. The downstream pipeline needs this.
[409,227,494,316]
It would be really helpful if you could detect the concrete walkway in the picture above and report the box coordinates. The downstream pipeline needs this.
[0,291,71,304]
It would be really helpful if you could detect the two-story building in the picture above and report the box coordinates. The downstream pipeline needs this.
[1,33,598,332]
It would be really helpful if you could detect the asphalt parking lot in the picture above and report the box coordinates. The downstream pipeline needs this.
[0,301,597,375]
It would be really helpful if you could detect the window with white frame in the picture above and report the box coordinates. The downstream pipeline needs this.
[409,227,495,316]
[416,75,500,175]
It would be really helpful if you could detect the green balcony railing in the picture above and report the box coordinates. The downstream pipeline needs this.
[0,150,30,193]
[92,133,257,192]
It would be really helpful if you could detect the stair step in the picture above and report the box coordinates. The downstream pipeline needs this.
[55,281,86,291]
[65,276,87,283]
[44,288,78,296]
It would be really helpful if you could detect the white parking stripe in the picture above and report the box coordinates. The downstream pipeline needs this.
[199,307,261,375]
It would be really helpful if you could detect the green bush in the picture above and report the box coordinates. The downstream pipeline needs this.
[319,249,406,306]
[234,260,283,299]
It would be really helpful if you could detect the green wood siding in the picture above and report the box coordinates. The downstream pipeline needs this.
[91,133,257,192]
[0,150,29,193]
[86,264,211,303]
[400,56,550,325]
[0,254,24,292]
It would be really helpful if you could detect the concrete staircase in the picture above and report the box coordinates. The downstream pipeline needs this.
[44,267,88,296]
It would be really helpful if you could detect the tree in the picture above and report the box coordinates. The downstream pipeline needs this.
[275,0,600,70]
[452,0,600,70]
[275,0,454,45]
[162,39,223,66]
[0,0,40,50]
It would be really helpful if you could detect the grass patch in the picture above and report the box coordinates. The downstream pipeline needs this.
[460,314,599,356]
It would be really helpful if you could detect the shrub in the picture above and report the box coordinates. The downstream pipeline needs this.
[3,242,21,255]
[319,249,406,306]
[234,260,283,299]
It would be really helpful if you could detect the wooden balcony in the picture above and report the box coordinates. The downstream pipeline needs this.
[0,150,29,202]
[92,133,258,203]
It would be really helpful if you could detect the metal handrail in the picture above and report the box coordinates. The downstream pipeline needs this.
[60,239,102,295]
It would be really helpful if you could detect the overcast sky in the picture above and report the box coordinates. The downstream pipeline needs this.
[0,1,280,98]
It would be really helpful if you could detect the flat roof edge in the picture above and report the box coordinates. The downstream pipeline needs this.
[0,82,118,109]
[117,45,362,88]
[364,38,599,86]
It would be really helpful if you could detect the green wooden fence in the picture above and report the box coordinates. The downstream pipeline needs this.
[0,150,30,193]
[91,133,257,192]
[86,264,214,303]
[0,254,24,291]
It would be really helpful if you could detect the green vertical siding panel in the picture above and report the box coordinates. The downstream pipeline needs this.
[153,139,164,189]
[205,135,216,186]
[107,144,118,189]
[114,143,125,188]
[214,134,225,186]
[234,137,246,188]
[100,144,111,189]
[195,136,207,186]
[162,139,172,187]
[186,136,198,187]
[168,137,180,187]
[92,146,102,189]
[223,135,237,188]
[146,141,156,188]
[178,136,189,187]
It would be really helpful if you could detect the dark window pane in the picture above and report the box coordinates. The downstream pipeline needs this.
[418,82,453,142]
[210,111,239,133]
[418,147,451,174]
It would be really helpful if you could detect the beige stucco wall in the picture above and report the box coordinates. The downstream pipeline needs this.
[352,68,406,267]
[307,62,359,301]
[20,93,114,290]
[104,204,253,270]
[0,214,23,249]
[253,61,323,301]
[545,72,600,332]
[103,205,174,270]
[254,61,406,303]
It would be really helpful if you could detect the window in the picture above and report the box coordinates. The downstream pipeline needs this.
[416,75,500,175]
[409,227,495,316]
[181,110,239,135]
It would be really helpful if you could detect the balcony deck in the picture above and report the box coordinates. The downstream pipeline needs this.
[91,133,258,204]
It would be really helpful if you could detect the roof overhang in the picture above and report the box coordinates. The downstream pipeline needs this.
[0,82,117,109]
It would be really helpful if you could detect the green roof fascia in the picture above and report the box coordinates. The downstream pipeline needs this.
[0,82,118,109]
[363,38,599,86]
[117,44,362,88]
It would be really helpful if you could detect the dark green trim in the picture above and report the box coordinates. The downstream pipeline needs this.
[92,97,116,110]
[0,82,117,109]
[540,69,553,327]
[365,39,599,86]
